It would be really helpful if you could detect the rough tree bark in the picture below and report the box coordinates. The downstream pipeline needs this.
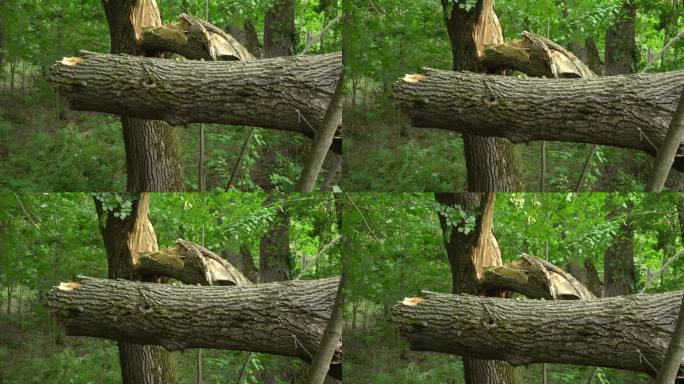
[441,0,523,192]
[656,293,684,383]
[103,0,184,192]
[94,192,177,383]
[222,245,258,283]
[51,52,343,152]
[603,196,636,297]
[604,1,637,76]
[47,276,343,380]
[393,289,684,377]
[394,69,684,170]
[435,192,523,384]
[227,20,262,58]
[263,0,295,59]
[259,199,292,283]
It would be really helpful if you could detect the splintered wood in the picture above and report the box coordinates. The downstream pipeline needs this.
[60,57,84,66]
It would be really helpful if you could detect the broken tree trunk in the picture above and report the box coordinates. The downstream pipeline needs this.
[48,276,342,379]
[393,289,684,376]
[137,239,251,286]
[138,14,254,61]
[480,254,595,300]
[394,69,684,170]
[482,31,596,78]
[51,51,343,152]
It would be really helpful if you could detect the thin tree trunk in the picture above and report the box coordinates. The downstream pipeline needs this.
[307,276,344,383]
[655,293,684,383]
[647,88,684,192]
[320,153,343,192]
[6,284,12,315]
[296,73,344,192]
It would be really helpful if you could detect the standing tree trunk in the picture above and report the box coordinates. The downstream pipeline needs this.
[435,192,523,384]
[94,193,177,384]
[259,198,292,283]
[604,1,637,76]
[263,0,295,59]
[603,195,636,297]
[441,0,523,192]
[103,0,184,192]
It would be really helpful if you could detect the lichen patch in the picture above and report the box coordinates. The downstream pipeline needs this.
[402,296,426,306]
[61,57,85,66]
[403,74,427,83]
[58,282,81,291]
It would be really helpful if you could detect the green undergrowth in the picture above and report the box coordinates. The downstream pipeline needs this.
[0,313,308,384]
[343,98,655,193]
[0,90,126,192]
[344,320,651,384]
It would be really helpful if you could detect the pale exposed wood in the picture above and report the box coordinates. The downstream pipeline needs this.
[482,32,596,78]
[138,240,251,286]
[139,14,254,61]
[130,0,161,40]
[481,254,596,300]
[127,193,158,263]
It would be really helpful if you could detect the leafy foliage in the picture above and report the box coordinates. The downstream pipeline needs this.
[0,192,341,383]
[343,192,683,382]
[0,0,341,192]
[343,0,684,192]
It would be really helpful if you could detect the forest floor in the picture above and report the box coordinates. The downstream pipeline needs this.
[345,323,651,384]
[0,87,127,192]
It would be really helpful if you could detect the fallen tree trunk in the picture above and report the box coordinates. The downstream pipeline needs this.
[394,69,684,169]
[51,51,342,152]
[48,276,342,378]
[393,289,684,376]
